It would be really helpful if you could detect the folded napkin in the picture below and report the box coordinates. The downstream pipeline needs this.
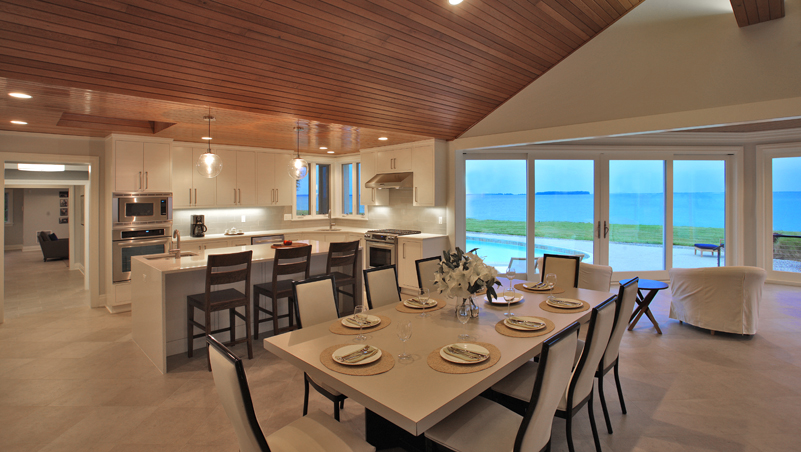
[443,346,487,362]
[346,315,378,327]
[525,282,550,290]
[507,317,545,330]
[406,298,436,307]
[549,298,582,308]
[336,346,378,363]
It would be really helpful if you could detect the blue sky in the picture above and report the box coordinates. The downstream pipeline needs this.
[465,159,727,195]
[773,156,801,191]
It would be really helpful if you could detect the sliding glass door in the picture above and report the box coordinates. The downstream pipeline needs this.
[771,155,801,273]
[672,160,726,268]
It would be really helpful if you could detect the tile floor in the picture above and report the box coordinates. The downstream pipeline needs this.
[4,250,87,319]
[1,253,801,451]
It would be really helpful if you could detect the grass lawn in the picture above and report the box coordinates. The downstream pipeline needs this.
[466,219,727,247]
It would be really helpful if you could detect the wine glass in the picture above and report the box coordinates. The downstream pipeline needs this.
[457,304,471,341]
[397,321,413,363]
[503,287,516,317]
[545,273,557,302]
[419,287,430,318]
[353,304,368,342]
[505,266,516,290]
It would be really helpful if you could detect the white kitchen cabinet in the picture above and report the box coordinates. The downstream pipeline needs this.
[359,151,388,206]
[115,140,171,192]
[185,238,233,251]
[411,140,447,207]
[216,150,256,207]
[229,237,251,247]
[172,147,217,207]
[397,235,450,291]
[376,146,412,173]
[256,152,294,206]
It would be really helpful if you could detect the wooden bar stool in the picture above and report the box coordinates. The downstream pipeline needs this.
[253,244,312,339]
[186,250,253,370]
[322,240,360,316]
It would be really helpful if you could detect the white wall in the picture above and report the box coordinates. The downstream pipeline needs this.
[4,189,24,247]
[456,0,801,150]
[22,189,69,247]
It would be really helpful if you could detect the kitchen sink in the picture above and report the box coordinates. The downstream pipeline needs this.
[314,228,342,231]
[145,252,198,260]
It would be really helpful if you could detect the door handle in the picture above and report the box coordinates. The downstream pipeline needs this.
[604,220,609,239]
[238,189,241,204]
[274,189,277,203]
[139,172,142,190]
[271,189,274,203]
[194,188,197,205]
[597,221,601,239]
[145,171,148,189]
[414,187,417,203]
[189,188,192,205]
[234,188,237,204]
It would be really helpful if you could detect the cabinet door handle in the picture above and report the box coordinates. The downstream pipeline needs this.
[145,171,148,189]
[234,188,237,204]
[238,189,241,204]
[189,188,192,205]
[414,187,417,203]
[194,189,197,205]
[403,243,406,259]
[372,188,375,202]
[273,189,277,204]
[139,172,142,189]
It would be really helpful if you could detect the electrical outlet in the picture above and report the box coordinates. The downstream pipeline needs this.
[438,216,443,224]
[241,215,246,222]
[284,213,292,220]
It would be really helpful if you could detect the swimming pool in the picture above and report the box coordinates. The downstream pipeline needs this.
[466,235,590,272]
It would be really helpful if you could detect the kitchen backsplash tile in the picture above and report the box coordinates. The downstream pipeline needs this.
[174,189,447,236]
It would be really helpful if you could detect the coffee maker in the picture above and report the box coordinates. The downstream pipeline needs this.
[190,215,207,237]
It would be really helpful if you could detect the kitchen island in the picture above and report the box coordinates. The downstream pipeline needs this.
[130,240,362,373]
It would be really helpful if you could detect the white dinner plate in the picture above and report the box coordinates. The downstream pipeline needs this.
[340,314,381,329]
[485,294,523,304]
[523,282,551,291]
[546,297,584,309]
[403,298,437,309]
[504,316,547,331]
[439,343,490,364]
[332,345,382,366]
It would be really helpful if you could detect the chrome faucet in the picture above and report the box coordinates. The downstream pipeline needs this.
[172,229,181,257]
[328,209,335,231]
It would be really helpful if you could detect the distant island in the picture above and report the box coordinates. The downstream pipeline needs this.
[470,191,591,196]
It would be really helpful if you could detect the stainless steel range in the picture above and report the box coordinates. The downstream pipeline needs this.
[364,229,421,268]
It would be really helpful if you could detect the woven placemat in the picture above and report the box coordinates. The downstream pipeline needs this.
[329,315,392,335]
[514,283,566,295]
[494,317,555,338]
[395,298,447,314]
[427,342,501,374]
[319,344,396,376]
[538,299,590,313]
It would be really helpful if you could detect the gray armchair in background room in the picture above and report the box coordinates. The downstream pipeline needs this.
[37,231,69,262]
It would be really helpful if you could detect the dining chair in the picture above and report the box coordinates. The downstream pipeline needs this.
[291,275,348,421]
[321,240,361,315]
[578,262,614,292]
[424,322,581,452]
[491,295,618,452]
[415,255,442,293]
[540,254,582,288]
[186,250,253,370]
[206,335,375,452]
[363,265,401,309]
[252,244,311,339]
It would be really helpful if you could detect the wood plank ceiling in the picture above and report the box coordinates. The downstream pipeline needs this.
[729,0,784,27]
[0,0,644,154]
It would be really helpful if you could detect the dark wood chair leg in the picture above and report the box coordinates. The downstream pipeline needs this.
[614,361,627,414]
[588,389,603,452]
[272,295,280,336]
[598,374,613,434]
[303,375,310,416]
[566,411,575,452]
[229,308,236,344]
[205,310,212,372]
[253,291,261,340]
[334,398,340,421]
[245,304,253,359]
[187,304,194,358]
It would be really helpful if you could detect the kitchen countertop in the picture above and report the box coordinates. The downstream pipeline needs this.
[180,227,447,242]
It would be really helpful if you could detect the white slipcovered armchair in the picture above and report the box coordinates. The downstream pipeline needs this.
[668,266,767,335]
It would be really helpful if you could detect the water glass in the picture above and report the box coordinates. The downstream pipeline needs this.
[419,287,430,318]
[397,321,413,363]
[503,287,516,317]
[505,266,516,289]
[457,304,471,341]
[353,304,368,342]
[545,273,557,301]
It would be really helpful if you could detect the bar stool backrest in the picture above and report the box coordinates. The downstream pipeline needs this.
[325,240,360,276]
[204,251,253,307]
[272,245,312,287]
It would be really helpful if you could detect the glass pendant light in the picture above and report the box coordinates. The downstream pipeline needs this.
[196,110,223,178]
[287,122,309,180]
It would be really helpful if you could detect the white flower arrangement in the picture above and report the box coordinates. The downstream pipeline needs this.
[433,247,501,301]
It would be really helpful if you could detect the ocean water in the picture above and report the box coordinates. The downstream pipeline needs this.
[467,192,801,231]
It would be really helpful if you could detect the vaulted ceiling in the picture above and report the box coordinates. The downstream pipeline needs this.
[2,0,648,154]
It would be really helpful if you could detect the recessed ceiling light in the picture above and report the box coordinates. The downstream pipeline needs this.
[8,92,31,99]
[449,0,463,4]
[327,151,335,154]
[18,163,65,172]
[320,146,328,150]
[378,137,388,141]
[10,120,27,125]
[201,136,212,140]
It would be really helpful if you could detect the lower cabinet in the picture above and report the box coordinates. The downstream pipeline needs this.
[397,236,450,291]
[186,238,236,251]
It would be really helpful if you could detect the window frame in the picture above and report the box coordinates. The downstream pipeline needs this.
[292,155,367,220]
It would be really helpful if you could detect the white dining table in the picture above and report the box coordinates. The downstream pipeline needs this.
[262,282,614,444]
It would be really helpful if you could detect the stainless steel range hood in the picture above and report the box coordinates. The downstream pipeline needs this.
[365,172,413,189]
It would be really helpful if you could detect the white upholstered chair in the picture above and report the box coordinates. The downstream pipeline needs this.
[578,262,613,292]
[292,275,347,421]
[540,254,582,288]
[206,335,375,452]
[363,265,401,309]
[425,322,580,452]
[415,256,442,293]
[491,295,618,452]
[669,266,767,335]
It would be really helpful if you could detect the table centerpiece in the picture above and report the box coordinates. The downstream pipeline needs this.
[433,247,501,317]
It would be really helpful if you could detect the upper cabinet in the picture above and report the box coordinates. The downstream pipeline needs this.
[216,150,256,207]
[172,146,217,207]
[361,139,446,207]
[360,151,389,206]
[114,140,171,193]
[376,146,412,173]
[256,152,294,206]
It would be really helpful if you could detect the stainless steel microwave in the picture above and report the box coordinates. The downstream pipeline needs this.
[113,192,172,225]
